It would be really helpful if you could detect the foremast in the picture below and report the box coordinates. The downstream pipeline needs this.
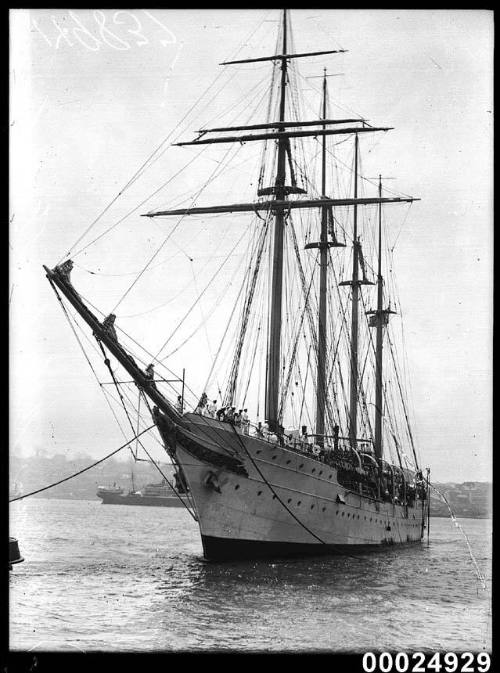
[265,8,289,433]
[315,71,329,445]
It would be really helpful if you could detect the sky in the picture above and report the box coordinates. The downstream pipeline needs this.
[10,9,492,482]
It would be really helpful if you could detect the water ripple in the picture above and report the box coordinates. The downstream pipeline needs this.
[9,499,491,652]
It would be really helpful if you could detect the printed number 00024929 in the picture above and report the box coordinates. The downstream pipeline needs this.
[362,652,491,673]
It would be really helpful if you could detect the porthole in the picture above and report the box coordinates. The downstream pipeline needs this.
[336,511,339,515]
[257,491,263,496]
[347,513,350,518]
[272,455,277,460]
[299,464,304,469]
[286,459,291,464]
[329,474,332,479]
[235,484,240,490]
[297,501,301,506]
[319,471,323,476]
[312,468,316,473]
[370,518,372,522]
[272,494,277,500]
[256,450,261,455]
[311,504,315,510]
[287,498,292,504]
[342,512,345,517]
[322,507,326,512]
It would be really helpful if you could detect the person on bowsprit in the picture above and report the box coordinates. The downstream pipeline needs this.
[55,259,74,282]
[175,395,183,414]
[145,363,157,389]
[102,314,118,341]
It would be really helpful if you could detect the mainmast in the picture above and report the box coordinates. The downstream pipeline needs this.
[265,8,289,432]
[306,70,345,444]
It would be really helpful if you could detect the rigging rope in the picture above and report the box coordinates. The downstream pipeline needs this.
[224,215,270,405]
[59,11,273,264]
[155,226,249,361]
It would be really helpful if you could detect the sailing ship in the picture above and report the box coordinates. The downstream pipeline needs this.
[44,10,429,560]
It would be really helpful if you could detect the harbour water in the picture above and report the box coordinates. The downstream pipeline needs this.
[9,498,491,652]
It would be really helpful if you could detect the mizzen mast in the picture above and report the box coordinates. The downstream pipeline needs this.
[339,135,375,449]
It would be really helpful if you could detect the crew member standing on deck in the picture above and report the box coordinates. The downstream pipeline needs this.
[207,399,217,418]
[195,392,208,415]
[241,409,250,435]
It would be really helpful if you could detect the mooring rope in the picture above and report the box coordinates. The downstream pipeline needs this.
[9,426,156,503]
[429,483,488,591]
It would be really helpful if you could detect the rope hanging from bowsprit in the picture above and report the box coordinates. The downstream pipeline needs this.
[97,341,198,521]
[96,339,144,457]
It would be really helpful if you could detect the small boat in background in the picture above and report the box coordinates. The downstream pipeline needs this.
[9,537,24,570]
[96,483,124,499]
[97,478,188,507]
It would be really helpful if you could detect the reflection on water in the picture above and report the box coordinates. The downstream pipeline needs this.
[10,499,491,652]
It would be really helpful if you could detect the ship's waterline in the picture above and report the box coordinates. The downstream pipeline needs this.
[169,413,426,560]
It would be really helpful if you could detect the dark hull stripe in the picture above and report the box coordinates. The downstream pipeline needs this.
[201,535,421,561]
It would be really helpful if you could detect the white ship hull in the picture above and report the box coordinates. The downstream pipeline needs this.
[170,414,427,560]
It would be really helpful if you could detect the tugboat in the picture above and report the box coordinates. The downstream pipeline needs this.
[96,482,124,500]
